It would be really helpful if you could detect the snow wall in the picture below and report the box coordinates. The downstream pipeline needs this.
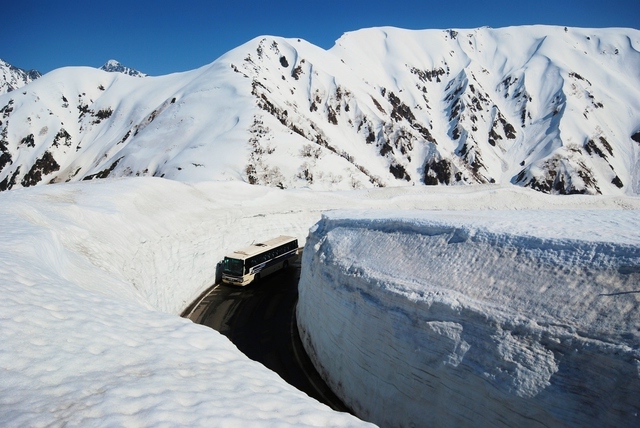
[0,178,370,427]
[297,210,640,427]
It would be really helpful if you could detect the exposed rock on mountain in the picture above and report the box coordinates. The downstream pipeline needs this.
[0,59,41,95]
[99,60,147,77]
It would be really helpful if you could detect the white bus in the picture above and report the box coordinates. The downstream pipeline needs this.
[221,236,299,286]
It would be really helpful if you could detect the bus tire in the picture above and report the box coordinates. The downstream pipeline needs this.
[255,273,261,283]
[283,261,289,270]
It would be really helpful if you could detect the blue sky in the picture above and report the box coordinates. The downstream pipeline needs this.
[5,0,639,76]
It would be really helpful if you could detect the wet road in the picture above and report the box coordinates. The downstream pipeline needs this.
[183,257,351,413]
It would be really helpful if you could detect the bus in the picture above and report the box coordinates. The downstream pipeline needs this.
[221,236,299,286]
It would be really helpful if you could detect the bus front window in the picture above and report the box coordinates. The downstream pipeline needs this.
[223,257,244,276]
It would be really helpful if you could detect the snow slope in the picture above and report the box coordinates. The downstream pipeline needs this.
[2,177,638,426]
[297,210,640,427]
[1,26,639,194]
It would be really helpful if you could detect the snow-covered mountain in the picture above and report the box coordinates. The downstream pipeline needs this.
[99,59,147,77]
[0,59,41,95]
[1,26,639,195]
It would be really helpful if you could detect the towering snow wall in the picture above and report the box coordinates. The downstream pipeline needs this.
[0,178,372,427]
[297,210,640,427]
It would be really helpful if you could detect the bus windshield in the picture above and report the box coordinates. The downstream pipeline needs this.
[222,257,244,276]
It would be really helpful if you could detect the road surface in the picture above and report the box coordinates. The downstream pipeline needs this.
[183,257,351,413]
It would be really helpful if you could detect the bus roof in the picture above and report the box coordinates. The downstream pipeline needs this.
[224,236,297,260]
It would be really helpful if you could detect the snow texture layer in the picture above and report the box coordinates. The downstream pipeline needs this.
[297,210,640,427]
[1,26,639,195]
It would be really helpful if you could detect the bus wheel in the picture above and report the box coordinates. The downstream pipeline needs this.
[283,261,289,269]
[255,273,261,283]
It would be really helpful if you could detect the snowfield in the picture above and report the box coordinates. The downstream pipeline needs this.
[297,210,640,427]
[0,176,639,426]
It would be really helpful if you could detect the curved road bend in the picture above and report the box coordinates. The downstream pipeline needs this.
[183,257,352,413]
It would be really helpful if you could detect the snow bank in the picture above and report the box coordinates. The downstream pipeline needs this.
[0,178,370,427]
[297,210,640,427]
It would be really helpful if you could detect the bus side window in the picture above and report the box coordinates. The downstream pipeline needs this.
[247,256,257,273]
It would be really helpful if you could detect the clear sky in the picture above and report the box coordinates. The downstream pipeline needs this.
[5,0,639,76]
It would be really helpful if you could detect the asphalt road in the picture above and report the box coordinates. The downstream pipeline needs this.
[183,257,351,413]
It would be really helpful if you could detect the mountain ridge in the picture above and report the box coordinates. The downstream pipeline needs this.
[0,25,639,194]
[99,59,147,77]
[0,59,42,95]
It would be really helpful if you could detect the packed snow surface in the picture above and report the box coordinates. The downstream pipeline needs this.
[298,210,640,427]
[1,176,639,426]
